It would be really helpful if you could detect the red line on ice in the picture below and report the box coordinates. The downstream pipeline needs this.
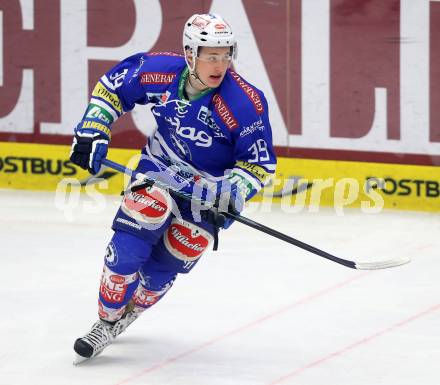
[113,272,370,385]
[266,302,440,384]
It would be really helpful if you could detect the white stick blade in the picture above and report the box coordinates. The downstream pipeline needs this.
[355,256,411,270]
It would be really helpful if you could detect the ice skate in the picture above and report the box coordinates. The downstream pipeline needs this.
[111,309,141,338]
[73,319,114,365]
[73,304,142,365]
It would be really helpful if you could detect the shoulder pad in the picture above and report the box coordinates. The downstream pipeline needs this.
[225,70,266,115]
[137,53,186,85]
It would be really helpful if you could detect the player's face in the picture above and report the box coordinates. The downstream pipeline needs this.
[194,47,232,88]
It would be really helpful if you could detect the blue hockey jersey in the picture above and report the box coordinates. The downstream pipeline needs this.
[85,52,277,200]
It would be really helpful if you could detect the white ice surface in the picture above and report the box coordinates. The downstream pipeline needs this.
[0,190,439,385]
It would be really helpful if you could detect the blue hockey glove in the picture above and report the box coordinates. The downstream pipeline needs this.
[70,119,111,175]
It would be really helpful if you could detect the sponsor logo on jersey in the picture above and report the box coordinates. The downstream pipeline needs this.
[235,161,271,184]
[81,120,111,138]
[85,104,113,124]
[228,172,254,199]
[215,23,226,29]
[240,117,265,138]
[140,72,177,85]
[176,125,212,147]
[197,106,227,138]
[130,56,145,83]
[91,81,122,113]
[230,72,264,114]
[212,94,238,130]
[164,219,213,262]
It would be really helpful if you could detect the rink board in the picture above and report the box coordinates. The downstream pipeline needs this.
[0,141,439,212]
[269,157,440,213]
[0,141,137,195]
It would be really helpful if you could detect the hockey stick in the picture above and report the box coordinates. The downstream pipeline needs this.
[102,158,411,270]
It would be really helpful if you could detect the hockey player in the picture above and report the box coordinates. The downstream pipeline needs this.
[70,13,276,363]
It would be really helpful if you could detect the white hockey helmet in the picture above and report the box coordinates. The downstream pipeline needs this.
[183,13,237,71]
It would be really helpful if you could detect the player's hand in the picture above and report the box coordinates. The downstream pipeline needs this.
[203,180,245,229]
[70,119,111,175]
[125,161,244,229]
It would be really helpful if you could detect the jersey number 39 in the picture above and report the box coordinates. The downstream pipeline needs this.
[248,139,269,162]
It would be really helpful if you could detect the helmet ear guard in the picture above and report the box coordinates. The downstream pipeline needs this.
[230,42,238,61]
[183,44,196,72]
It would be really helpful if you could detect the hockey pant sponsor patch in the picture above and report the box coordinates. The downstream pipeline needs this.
[98,299,127,322]
[99,265,138,305]
[104,241,118,267]
[163,218,213,265]
[121,180,172,226]
[132,280,174,309]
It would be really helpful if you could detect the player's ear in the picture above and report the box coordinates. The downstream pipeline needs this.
[185,49,194,66]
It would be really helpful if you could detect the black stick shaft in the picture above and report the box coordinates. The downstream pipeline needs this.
[102,158,356,269]
[102,158,411,270]
[225,212,356,269]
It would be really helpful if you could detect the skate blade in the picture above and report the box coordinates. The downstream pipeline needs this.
[73,353,92,365]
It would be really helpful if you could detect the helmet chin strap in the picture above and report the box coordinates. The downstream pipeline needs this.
[189,70,208,89]
[186,52,209,89]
